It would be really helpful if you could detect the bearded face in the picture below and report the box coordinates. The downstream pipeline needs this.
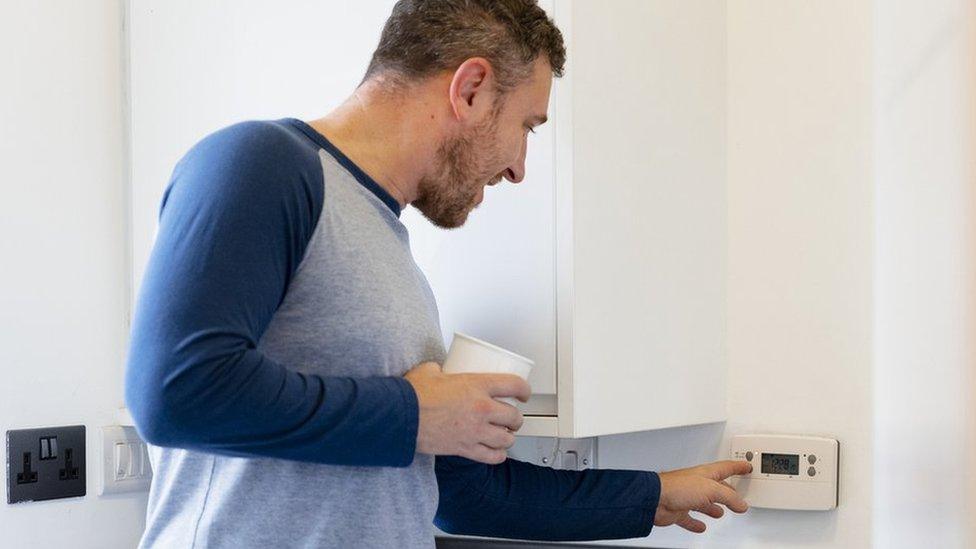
[412,107,508,229]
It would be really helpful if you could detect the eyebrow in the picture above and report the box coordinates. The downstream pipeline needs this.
[527,115,548,126]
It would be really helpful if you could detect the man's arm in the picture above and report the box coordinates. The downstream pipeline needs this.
[435,457,753,541]
[434,456,660,541]
[125,121,419,466]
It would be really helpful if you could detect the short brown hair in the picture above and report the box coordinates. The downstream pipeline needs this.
[364,0,566,92]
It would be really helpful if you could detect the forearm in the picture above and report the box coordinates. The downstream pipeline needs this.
[126,344,419,466]
[435,456,660,541]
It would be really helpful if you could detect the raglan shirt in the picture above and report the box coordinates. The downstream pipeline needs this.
[125,118,661,548]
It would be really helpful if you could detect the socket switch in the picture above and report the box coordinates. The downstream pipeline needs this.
[6,425,86,504]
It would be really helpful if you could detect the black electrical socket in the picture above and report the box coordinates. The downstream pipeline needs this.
[6,425,86,504]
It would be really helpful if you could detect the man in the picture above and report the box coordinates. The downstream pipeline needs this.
[125,1,752,547]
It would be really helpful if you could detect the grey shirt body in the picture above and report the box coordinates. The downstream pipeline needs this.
[139,134,446,548]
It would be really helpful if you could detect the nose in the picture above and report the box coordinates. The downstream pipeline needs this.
[503,167,523,183]
[502,139,527,184]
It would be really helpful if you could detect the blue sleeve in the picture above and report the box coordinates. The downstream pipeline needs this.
[124,121,419,467]
[434,456,660,541]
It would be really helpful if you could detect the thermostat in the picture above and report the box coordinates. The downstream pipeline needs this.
[729,434,839,511]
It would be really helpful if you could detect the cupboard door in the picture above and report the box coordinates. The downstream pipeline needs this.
[565,0,728,436]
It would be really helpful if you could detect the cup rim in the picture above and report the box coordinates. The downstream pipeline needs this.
[452,332,535,366]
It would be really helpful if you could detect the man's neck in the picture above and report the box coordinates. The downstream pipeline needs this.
[306,84,442,208]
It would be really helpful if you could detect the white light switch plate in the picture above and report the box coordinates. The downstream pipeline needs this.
[99,425,152,495]
[729,434,839,511]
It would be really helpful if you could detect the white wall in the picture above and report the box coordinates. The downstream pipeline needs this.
[873,1,976,547]
[128,0,399,298]
[596,1,976,548]
[0,1,148,547]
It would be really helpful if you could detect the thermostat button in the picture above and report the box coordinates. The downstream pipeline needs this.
[808,455,817,465]
[745,451,754,461]
[808,466,816,477]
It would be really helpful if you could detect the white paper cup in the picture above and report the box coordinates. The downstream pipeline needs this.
[442,332,534,406]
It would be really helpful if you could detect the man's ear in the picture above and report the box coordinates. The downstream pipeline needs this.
[448,57,496,124]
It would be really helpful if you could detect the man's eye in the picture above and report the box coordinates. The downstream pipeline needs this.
[526,126,536,134]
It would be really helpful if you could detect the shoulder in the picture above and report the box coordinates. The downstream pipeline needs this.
[163,119,324,218]
[180,119,319,175]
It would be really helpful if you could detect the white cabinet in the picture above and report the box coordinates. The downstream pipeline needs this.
[129,0,726,440]
[405,0,728,438]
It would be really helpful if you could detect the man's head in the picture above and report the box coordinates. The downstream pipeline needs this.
[363,0,565,228]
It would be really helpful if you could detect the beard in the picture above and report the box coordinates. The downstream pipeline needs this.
[412,113,506,229]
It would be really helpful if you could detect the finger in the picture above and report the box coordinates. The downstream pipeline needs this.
[487,401,524,431]
[482,374,532,402]
[707,460,753,480]
[478,444,508,465]
[710,481,749,513]
[676,513,707,534]
[460,444,508,465]
[480,425,516,451]
[696,503,724,520]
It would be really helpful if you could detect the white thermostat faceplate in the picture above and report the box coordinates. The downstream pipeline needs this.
[729,434,838,511]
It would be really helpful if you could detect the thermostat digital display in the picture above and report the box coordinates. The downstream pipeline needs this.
[761,453,799,475]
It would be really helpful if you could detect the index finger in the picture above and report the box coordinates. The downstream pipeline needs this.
[481,374,532,402]
[705,460,753,481]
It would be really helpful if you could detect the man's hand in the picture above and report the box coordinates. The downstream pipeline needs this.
[404,362,531,464]
[655,460,753,533]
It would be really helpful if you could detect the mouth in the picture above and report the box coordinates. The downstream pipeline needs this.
[474,176,502,207]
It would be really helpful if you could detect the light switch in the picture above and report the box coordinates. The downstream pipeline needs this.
[127,442,145,478]
[138,443,150,477]
[126,443,135,478]
[114,442,128,481]
[101,426,152,495]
